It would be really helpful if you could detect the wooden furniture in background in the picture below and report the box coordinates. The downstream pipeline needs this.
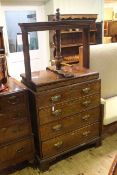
[0,78,34,172]
[0,27,8,91]
[104,20,117,42]
[48,13,102,65]
[19,12,102,171]
[0,27,5,54]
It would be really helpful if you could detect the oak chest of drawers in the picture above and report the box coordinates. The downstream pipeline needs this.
[0,78,34,171]
[21,66,102,171]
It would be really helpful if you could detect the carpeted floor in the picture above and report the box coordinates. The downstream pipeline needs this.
[11,133,117,175]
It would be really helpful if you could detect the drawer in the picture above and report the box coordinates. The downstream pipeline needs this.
[40,107,100,141]
[42,122,99,158]
[0,92,27,113]
[0,108,28,127]
[0,137,34,168]
[37,79,100,108]
[0,120,31,144]
[38,93,100,125]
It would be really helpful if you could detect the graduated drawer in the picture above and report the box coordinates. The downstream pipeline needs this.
[0,119,31,144]
[40,107,100,141]
[37,79,100,108]
[0,137,34,169]
[38,93,100,125]
[0,92,27,113]
[41,122,99,158]
[0,108,28,127]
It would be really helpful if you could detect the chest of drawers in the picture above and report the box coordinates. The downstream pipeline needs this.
[0,78,34,171]
[21,66,102,171]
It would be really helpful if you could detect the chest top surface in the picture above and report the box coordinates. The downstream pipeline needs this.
[0,77,27,96]
[21,65,99,92]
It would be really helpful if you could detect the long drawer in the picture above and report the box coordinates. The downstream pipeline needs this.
[0,120,31,144]
[40,107,100,141]
[38,93,100,125]
[0,108,28,127]
[0,137,34,169]
[0,92,27,112]
[37,79,100,108]
[41,122,99,158]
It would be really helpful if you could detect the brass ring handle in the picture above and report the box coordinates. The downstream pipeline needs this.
[54,141,63,149]
[16,147,24,153]
[52,109,62,116]
[82,131,90,137]
[82,87,90,94]
[52,124,62,131]
[0,113,4,117]
[51,95,61,102]
[0,127,7,132]
[82,100,91,107]
[12,113,21,120]
[8,96,19,105]
[82,114,90,120]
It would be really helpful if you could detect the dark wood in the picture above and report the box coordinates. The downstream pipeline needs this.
[104,20,117,42]
[54,9,63,70]
[0,27,5,54]
[102,121,117,139]
[21,66,99,91]
[40,107,100,141]
[48,13,99,65]
[0,77,34,172]
[36,79,100,108]
[19,11,93,81]
[20,67,102,171]
[0,27,8,90]
[108,154,117,175]
[96,21,103,44]
[82,27,90,68]
[19,13,102,171]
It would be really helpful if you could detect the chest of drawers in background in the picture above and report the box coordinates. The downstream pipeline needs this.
[0,78,34,171]
[21,67,102,171]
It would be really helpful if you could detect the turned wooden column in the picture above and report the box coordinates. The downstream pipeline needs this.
[54,9,63,70]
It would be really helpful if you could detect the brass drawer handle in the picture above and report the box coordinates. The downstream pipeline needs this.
[0,113,4,117]
[0,127,7,132]
[82,114,90,120]
[52,109,62,116]
[54,141,63,148]
[12,113,21,120]
[82,100,91,107]
[82,87,90,94]
[52,124,62,131]
[82,131,90,137]
[16,147,24,153]
[51,95,61,102]
[8,96,19,105]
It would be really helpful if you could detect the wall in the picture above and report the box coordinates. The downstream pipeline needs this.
[53,0,104,22]
[44,0,54,20]
[104,7,113,20]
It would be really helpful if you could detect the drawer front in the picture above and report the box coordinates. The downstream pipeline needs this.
[0,109,28,127]
[0,92,27,112]
[37,79,100,108]
[0,120,31,144]
[39,94,100,125]
[42,122,99,158]
[0,137,34,165]
[40,107,100,141]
